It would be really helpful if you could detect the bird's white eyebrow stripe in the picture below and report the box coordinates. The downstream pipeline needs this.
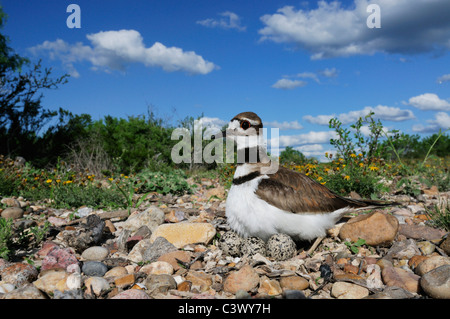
[231,118,260,126]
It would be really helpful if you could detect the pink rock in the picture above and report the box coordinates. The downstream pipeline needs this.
[37,241,59,258]
[111,289,150,299]
[41,246,78,271]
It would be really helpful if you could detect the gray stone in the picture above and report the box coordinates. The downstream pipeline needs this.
[420,265,450,299]
[142,236,178,263]
[123,206,165,232]
[144,274,177,295]
[82,261,108,277]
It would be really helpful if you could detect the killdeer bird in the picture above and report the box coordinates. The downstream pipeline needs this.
[216,111,392,242]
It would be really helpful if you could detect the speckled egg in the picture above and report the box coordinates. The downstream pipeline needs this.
[266,233,297,261]
[219,231,243,256]
[242,237,266,256]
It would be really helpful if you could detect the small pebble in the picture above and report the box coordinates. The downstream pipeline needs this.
[81,246,109,261]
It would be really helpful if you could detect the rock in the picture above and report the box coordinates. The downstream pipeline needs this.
[157,250,192,271]
[127,238,153,263]
[81,246,109,261]
[331,282,369,299]
[48,216,67,227]
[1,197,21,207]
[279,275,309,291]
[384,239,421,260]
[266,234,297,261]
[32,270,68,294]
[420,265,450,299]
[366,264,384,290]
[185,270,213,292]
[37,241,59,258]
[141,236,178,263]
[282,290,308,299]
[241,237,266,257]
[41,246,78,271]
[149,222,216,248]
[1,284,47,299]
[61,215,105,252]
[104,266,128,278]
[223,264,259,294]
[140,261,174,275]
[0,283,15,294]
[82,261,108,277]
[398,224,447,241]
[363,286,415,299]
[422,185,439,196]
[144,274,177,295]
[219,231,243,257]
[416,241,435,255]
[66,273,82,290]
[111,289,150,299]
[53,289,84,299]
[415,255,450,276]
[0,262,38,286]
[165,210,186,223]
[258,276,282,296]
[114,274,135,288]
[84,276,110,296]
[204,186,226,199]
[235,289,251,299]
[1,207,24,219]
[440,235,450,255]
[408,255,428,270]
[76,207,93,218]
[339,211,399,246]
[123,206,165,232]
[382,266,420,293]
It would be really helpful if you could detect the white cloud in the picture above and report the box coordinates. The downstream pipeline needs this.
[273,131,338,147]
[304,105,415,126]
[264,120,303,130]
[319,67,339,78]
[272,78,307,89]
[29,29,218,76]
[303,114,334,125]
[407,93,450,111]
[195,117,227,137]
[296,72,320,83]
[412,112,450,133]
[197,11,246,31]
[259,0,450,59]
[437,74,450,84]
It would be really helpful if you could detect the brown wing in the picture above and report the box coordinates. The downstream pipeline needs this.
[254,166,371,214]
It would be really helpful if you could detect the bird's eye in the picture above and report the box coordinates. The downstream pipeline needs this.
[240,120,250,130]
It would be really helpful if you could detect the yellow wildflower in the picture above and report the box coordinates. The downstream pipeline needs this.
[369,166,379,171]
[359,162,364,167]
[350,153,356,158]
[344,175,350,181]
[56,179,61,183]
[108,178,113,181]
[46,179,52,183]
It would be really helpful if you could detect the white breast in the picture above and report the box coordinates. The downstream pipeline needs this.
[225,175,349,241]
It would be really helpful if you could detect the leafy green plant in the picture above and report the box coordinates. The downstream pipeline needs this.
[0,217,13,259]
[344,238,367,254]
[425,201,450,231]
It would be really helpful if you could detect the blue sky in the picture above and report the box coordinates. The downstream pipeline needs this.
[2,0,450,160]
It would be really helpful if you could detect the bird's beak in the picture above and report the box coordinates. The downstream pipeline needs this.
[211,130,227,140]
